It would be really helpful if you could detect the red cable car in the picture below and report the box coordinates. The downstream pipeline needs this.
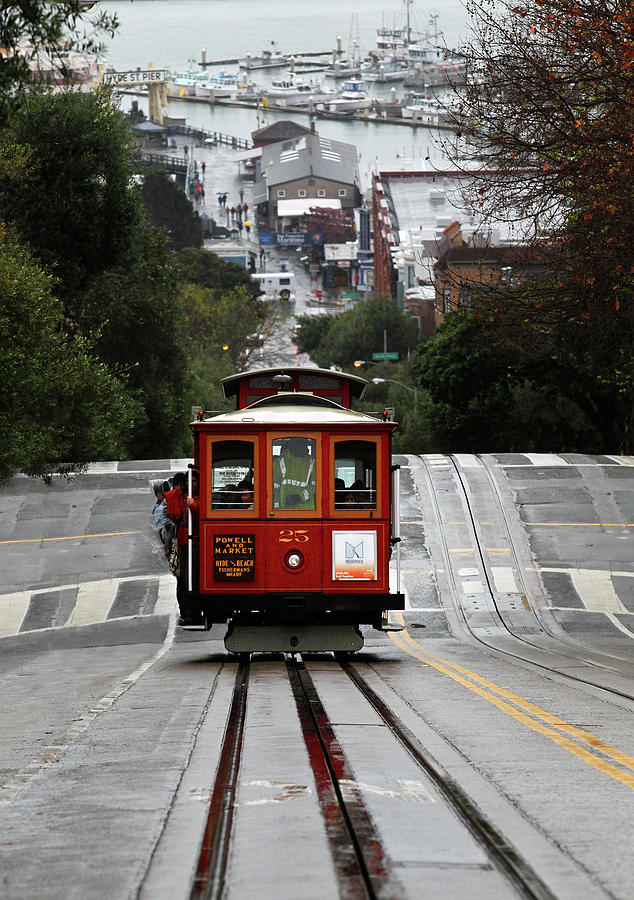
[184,367,404,652]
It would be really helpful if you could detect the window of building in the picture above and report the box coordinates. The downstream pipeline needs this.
[333,441,376,509]
[211,441,254,510]
[338,188,347,197]
[272,437,316,510]
[407,265,416,288]
[442,287,452,315]
[458,286,472,308]
[277,189,286,198]
[298,189,307,198]
[317,189,326,197]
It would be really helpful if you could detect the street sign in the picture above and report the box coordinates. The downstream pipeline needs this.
[372,352,399,360]
[103,69,166,86]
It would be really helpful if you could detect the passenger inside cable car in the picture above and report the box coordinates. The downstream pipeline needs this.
[333,440,376,509]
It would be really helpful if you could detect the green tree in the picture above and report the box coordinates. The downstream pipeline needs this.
[140,168,203,250]
[439,0,634,449]
[415,311,608,452]
[175,246,261,300]
[0,229,138,483]
[79,227,190,459]
[0,87,139,311]
[295,296,420,369]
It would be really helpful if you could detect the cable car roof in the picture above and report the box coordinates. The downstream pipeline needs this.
[221,366,367,401]
[197,393,395,426]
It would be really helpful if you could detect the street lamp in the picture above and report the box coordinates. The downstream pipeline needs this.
[372,377,417,408]
[353,359,378,368]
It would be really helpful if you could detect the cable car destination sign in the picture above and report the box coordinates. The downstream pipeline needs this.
[103,69,166,86]
[213,534,255,581]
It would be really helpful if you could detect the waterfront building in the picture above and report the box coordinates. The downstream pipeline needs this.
[372,169,532,335]
[252,125,361,231]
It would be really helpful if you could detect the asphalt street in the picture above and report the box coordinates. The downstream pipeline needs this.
[0,454,633,898]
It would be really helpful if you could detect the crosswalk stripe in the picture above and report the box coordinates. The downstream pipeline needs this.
[67,579,118,626]
[524,453,569,466]
[0,593,31,638]
[607,455,634,466]
[453,454,482,468]
[0,575,177,638]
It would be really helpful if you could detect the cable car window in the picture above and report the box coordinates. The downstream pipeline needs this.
[272,437,316,510]
[211,441,254,509]
[248,376,279,389]
[298,375,340,390]
[334,441,376,509]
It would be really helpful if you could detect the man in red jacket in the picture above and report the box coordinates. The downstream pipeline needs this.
[165,470,200,626]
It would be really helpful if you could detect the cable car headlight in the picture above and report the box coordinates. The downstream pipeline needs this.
[285,551,304,570]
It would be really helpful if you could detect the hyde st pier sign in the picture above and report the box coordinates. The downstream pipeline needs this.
[102,69,167,86]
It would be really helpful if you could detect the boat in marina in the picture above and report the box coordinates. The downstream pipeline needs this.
[194,71,239,98]
[362,59,409,83]
[263,70,334,105]
[240,43,288,69]
[166,70,208,97]
[328,77,372,112]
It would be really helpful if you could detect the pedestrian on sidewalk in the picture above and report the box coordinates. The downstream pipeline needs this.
[201,160,206,177]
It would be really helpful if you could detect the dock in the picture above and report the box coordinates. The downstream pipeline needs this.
[121,89,457,131]
[199,50,333,68]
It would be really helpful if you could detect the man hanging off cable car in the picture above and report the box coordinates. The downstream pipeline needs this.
[273,437,316,510]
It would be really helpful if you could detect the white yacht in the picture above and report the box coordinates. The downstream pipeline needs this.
[328,78,372,112]
[264,71,333,104]
[194,71,238,98]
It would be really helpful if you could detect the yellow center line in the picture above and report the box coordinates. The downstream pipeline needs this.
[0,531,142,545]
[388,612,634,789]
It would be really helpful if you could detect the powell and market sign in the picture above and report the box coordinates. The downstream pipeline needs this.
[259,232,323,247]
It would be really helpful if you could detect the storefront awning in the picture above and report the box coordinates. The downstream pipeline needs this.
[233,147,262,162]
[277,198,342,217]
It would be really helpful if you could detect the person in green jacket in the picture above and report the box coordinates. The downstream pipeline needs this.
[273,438,316,509]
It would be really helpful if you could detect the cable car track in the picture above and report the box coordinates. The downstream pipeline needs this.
[189,653,554,900]
[416,454,634,702]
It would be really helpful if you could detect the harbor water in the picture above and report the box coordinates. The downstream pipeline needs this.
[100,0,472,177]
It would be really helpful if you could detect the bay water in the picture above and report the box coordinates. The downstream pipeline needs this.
[101,0,472,177]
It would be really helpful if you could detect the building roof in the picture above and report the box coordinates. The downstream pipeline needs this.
[261,133,359,188]
[251,120,313,144]
[132,120,168,134]
[376,170,531,249]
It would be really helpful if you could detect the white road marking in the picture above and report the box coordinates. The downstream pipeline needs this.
[462,580,484,594]
[0,575,175,638]
[170,458,194,469]
[339,779,435,804]
[67,578,118,626]
[458,567,479,576]
[453,454,482,467]
[154,575,177,616]
[0,609,177,806]
[492,566,519,594]
[524,453,569,466]
[239,780,312,806]
[0,593,31,638]
[85,461,119,473]
[542,568,629,613]
[424,454,451,468]
[607,455,634,466]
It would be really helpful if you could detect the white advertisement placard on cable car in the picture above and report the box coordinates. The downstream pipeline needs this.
[332,531,377,581]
